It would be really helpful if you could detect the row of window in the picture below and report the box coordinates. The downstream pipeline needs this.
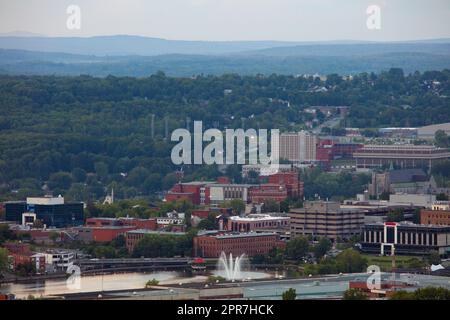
[364,230,438,246]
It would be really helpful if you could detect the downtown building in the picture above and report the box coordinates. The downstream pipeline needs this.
[361,222,450,255]
[420,201,450,226]
[278,131,318,163]
[353,144,450,170]
[193,231,285,258]
[4,196,84,228]
[289,201,365,241]
[227,214,290,232]
[165,172,303,205]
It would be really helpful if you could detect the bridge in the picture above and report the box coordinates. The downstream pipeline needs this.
[74,257,193,273]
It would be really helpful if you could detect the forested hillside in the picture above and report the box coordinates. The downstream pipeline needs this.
[0,69,449,202]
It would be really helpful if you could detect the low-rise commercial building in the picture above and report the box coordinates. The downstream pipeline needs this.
[361,222,450,255]
[44,250,75,272]
[354,145,450,170]
[289,201,365,241]
[420,201,450,226]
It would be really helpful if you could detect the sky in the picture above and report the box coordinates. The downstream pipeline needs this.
[0,0,449,41]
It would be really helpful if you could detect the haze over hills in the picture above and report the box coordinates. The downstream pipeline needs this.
[0,35,305,56]
[0,35,449,76]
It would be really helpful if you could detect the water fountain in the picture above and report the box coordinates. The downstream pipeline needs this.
[212,251,274,281]
[216,252,248,281]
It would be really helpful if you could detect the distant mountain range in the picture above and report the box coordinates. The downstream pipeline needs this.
[0,35,449,76]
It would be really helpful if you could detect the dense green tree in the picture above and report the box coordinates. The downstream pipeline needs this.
[435,130,450,148]
[282,288,297,300]
[48,172,73,190]
[335,249,367,273]
[313,237,333,259]
[285,236,310,261]
[197,213,219,230]
[0,71,449,201]
[428,250,441,265]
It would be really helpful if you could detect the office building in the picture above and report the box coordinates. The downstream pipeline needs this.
[361,222,450,255]
[289,201,365,241]
[353,145,450,170]
[4,196,83,228]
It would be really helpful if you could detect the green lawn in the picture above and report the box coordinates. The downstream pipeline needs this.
[362,254,425,272]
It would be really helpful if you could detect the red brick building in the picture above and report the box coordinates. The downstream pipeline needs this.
[86,217,157,229]
[267,171,304,199]
[165,182,209,205]
[316,139,363,164]
[91,226,136,242]
[120,217,157,230]
[193,232,285,258]
[86,217,121,227]
[420,209,450,226]
[249,184,288,203]
[80,217,157,242]
[4,242,46,272]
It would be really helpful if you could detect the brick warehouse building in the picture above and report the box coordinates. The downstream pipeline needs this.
[420,201,450,226]
[193,232,285,258]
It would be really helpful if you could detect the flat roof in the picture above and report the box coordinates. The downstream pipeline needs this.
[229,214,290,222]
[126,229,186,235]
[365,222,450,230]
[200,232,277,239]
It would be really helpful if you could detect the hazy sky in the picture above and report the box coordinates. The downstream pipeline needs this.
[0,0,449,41]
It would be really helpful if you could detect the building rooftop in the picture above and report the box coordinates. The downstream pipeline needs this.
[126,229,186,236]
[365,222,450,230]
[200,231,277,239]
[228,214,290,222]
[389,169,427,184]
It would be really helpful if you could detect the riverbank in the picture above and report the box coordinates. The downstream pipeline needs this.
[0,272,68,285]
